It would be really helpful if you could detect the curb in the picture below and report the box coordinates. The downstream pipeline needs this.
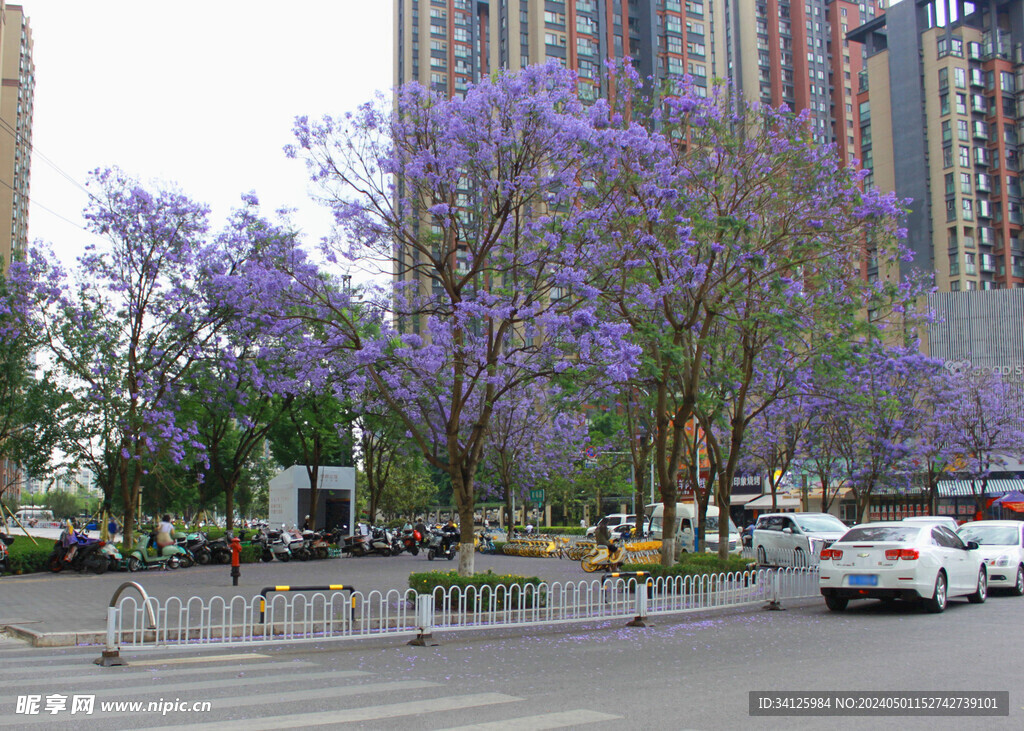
[1,624,105,647]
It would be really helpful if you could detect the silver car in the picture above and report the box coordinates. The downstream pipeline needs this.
[753,512,849,566]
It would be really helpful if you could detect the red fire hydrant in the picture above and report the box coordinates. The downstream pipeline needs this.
[230,536,242,586]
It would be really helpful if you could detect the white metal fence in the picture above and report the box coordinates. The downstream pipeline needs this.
[102,567,819,657]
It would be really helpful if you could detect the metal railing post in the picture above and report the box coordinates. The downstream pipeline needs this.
[408,593,439,646]
[764,568,785,611]
[626,579,650,627]
[94,606,126,667]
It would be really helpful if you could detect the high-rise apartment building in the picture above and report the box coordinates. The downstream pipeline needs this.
[0,1,32,274]
[851,0,1024,291]
[394,1,885,167]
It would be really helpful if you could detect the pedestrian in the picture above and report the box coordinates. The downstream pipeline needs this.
[580,518,586,529]
[107,516,119,542]
[156,514,174,548]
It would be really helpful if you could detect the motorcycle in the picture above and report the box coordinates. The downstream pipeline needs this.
[207,533,233,564]
[285,528,312,561]
[253,526,293,562]
[0,532,13,574]
[176,531,213,565]
[340,525,372,557]
[48,524,110,574]
[425,528,458,561]
[392,528,421,556]
[368,526,396,556]
[126,533,185,571]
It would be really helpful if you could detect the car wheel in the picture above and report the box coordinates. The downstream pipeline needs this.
[824,595,848,612]
[967,567,988,604]
[756,546,767,565]
[924,571,948,613]
[1010,565,1024,597]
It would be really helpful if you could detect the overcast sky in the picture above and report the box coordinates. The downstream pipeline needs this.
[23,1,391,271]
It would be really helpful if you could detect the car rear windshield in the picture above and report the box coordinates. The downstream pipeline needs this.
[840,526,920,543]
[793,515,847,533]
[958,525,1019,546]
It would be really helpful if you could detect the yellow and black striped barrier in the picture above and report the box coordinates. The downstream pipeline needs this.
[258,584,355,624]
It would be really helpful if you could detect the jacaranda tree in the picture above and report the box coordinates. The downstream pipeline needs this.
[281,63,635,574]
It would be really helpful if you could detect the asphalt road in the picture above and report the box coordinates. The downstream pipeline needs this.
[1,587,1021,729]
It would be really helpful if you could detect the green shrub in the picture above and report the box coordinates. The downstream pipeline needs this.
[623,552,755,580]
[239,544,263,563]
[492,541,507,553]
[5,537,56,574]
[409,570,545,609]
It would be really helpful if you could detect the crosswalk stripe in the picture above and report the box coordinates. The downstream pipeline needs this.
[1,680,440,726]
[0,651,271,668]
[126,653,272,667]
[1,669,369,698]
[140,693,523,730]
[440,709,623,730]
[0,659,316,682]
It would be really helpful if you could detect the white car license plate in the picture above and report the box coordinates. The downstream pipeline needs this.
[848,574,878,587]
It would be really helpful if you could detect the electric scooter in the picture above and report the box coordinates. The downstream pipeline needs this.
[126,533,185,571]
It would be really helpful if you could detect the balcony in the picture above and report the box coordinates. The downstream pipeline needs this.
[979,227,996,246]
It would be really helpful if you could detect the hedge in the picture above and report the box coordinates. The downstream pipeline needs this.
[409,569,545,609]
[623,552,755,579]
[4,537,56,574]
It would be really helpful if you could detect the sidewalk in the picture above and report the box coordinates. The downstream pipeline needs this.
[0,551,589,646]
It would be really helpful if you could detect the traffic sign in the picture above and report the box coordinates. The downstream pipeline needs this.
[529,489,545,503]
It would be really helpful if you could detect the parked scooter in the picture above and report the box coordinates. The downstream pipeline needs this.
[126,533,184,571]
[48,523,110,574]
[393,527,421,556]
[175,531,212,565]
[253,526,293,562]
[369,526,397,556]
[580,541,627,573]
[207,533,233,564]
[0,532,13,574]
[340,525,372,557]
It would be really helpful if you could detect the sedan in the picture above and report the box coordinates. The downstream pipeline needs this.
[957,520,1024,596]
[818,522,987,613]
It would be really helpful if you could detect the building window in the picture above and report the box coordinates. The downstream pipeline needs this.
[960,172,972,194]
[956,93,967,115]
[959,146,970,167]
[940,93,949,115]
[954,67,966,89]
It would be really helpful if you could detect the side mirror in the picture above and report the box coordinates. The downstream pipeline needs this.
[782,527,793,534]
[966,540,980,550]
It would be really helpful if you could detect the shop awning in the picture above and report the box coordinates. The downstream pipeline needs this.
[936,480,1024,497]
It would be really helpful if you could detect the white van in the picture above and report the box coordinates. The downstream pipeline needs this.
[13,508,54,525]
[646,502,742,554]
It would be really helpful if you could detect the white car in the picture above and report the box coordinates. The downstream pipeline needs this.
[586,514,636,538]
[901,516,960,532]
[957,521,1024,596]
[819,521,988,612]
[752,512,848,565]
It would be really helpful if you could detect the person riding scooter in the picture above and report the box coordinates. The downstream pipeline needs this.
[441,519,460,553]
